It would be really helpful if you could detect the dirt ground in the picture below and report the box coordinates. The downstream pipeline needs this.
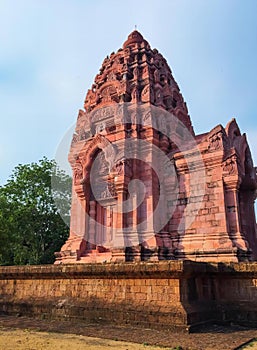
[0,315,257,350]
[239,340,257,350]
[0,329,168,350]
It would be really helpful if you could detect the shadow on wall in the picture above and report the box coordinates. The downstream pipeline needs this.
[180,261,257,330]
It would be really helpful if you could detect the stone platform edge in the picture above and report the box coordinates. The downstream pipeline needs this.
[1,261,257,330]
[1,260,257,279]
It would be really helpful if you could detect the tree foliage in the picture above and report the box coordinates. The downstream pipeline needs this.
[0,157,71,265]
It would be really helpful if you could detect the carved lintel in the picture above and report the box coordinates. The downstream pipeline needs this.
[91,105,116,123]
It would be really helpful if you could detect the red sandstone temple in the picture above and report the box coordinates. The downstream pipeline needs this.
[55,30,257,264]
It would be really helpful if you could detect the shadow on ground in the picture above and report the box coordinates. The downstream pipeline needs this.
[0,315,257,350]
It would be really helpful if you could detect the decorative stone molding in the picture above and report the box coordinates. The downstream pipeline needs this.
[208,126,228,151]
[114,158,132,177]
[223,154,238,175]
[209,130,224,150]
[82,134,116,172]
[73,157,84,185]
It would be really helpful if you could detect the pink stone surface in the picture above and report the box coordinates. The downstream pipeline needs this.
[55,31,257,264]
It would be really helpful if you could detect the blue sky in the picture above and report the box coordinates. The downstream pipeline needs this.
[1,0,257,185]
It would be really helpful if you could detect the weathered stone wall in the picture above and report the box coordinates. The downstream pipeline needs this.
[0,261,257,330]
[210,263,257,326]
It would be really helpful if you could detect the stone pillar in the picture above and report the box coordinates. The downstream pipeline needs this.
[105,205,113,247]
[247,190,257,260]
[95,202,106,248]
[138,129,159,260]
[111,157,132,261]
[111,182,127,261]
[88,200,96,250]
[223,175,249,259]
[55,183,87,263]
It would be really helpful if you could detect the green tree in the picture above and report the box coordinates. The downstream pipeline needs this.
[0,157,71,265]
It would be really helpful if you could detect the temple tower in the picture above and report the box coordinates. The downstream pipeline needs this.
[55,31,257,263]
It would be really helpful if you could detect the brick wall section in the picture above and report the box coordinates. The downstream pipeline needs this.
[1,261,257,329]
[0,261,189,329]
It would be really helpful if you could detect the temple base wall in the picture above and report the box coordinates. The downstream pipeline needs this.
[0,261,257,330]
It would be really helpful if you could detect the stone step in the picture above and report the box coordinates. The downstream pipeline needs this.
[80,251,112,263]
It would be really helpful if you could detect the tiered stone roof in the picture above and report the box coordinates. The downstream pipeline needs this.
[84,30,194,134]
